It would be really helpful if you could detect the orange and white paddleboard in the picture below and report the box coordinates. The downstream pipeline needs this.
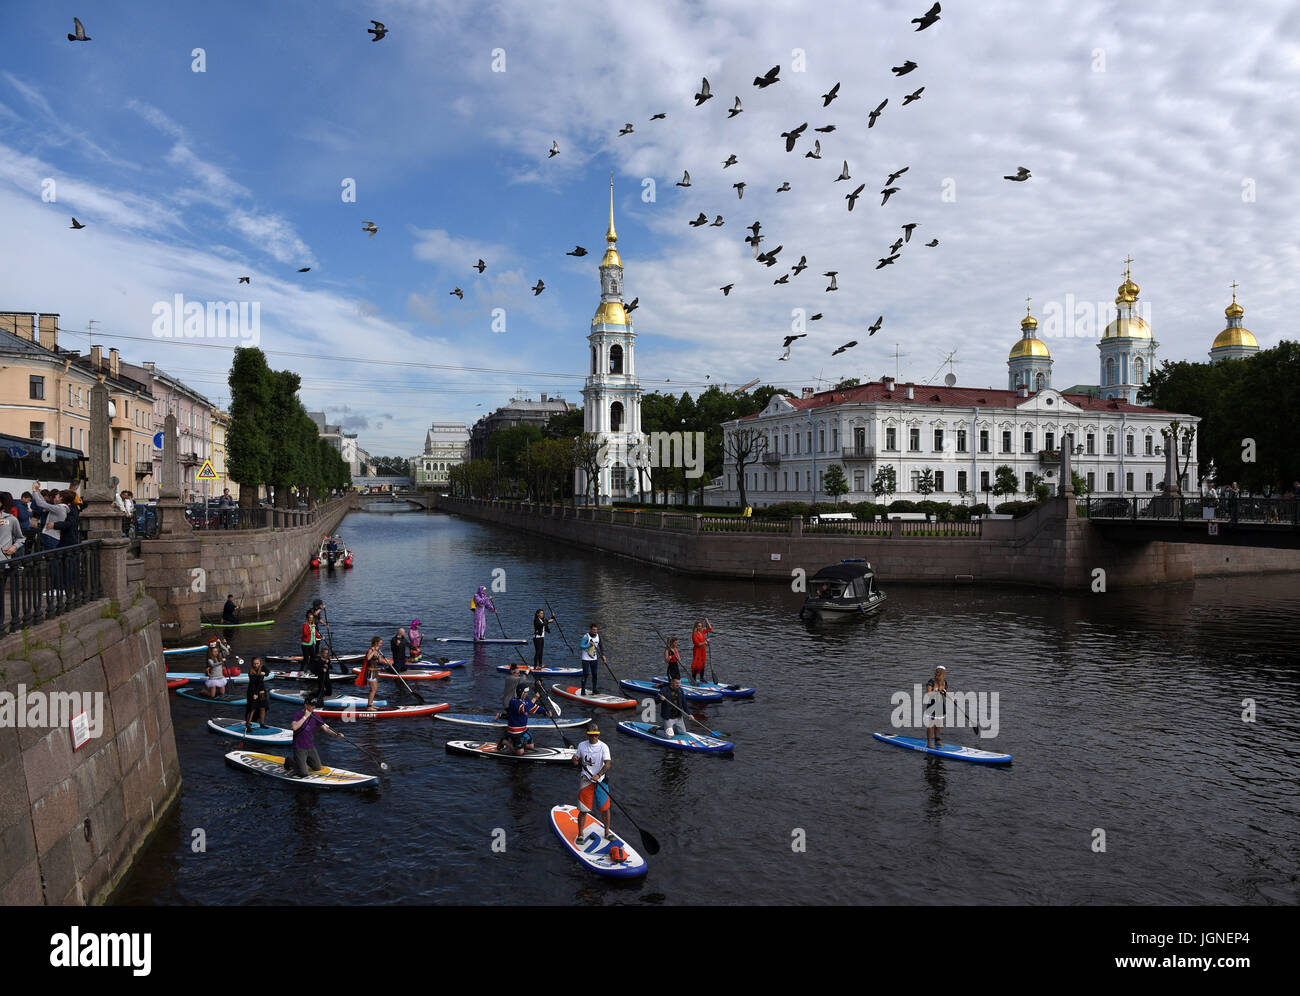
[549,805,647,877]
[550,685,636,709]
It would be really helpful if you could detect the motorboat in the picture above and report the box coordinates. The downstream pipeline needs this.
[312,535,353,570]
[799,559,887,621]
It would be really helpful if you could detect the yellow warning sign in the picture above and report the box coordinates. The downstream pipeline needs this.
[196,459,219,481]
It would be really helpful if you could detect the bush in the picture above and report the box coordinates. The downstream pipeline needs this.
[970,503,991,517]
[888,499,919,512]
[947,504,972,522]
[995,500,1040,517]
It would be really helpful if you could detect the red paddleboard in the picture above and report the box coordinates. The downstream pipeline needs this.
[550,685,637,710]
[167,678,188,690]
[350,668,450,681]
[310,703,449,720]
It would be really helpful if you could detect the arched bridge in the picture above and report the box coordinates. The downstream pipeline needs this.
[356,489,441,511]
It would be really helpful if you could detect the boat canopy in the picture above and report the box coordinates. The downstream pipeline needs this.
[810,562,875,582]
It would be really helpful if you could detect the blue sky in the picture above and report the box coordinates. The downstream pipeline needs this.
[3,0,1299,456]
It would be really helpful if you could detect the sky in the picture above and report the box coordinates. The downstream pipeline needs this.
[3,0,1299,457]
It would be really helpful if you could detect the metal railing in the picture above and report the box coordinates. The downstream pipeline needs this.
[1085,495,1299,527]
[0,541,103,634]
[840,447,876,461]
[805,519,892,535]
[700,515,789,533]
[762,452,781,465]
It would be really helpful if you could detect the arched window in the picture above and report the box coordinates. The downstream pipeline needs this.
[591,346,597,375]
[609,344,624,375]
[1134,356,1145,383]
[1034,371,1046,391]
[1105,356,1116,386]
[610,401,624,432]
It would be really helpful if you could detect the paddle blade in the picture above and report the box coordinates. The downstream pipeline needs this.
[638,828,661,856]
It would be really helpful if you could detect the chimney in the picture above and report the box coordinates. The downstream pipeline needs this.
[0,313,35,342]
[109,347,120,379]
[801,387,815,399]
[90,345,102,370]
[884,377,895,391]
[905,384,914,401]
[38,314,59,351]
[540,392,547,402]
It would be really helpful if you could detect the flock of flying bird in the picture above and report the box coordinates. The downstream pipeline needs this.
[58,7,1033,372]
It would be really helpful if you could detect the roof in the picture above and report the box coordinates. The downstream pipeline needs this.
[810,562,875,581]
[737,379,1178,418]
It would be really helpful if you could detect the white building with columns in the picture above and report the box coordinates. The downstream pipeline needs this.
[577,181,643,503]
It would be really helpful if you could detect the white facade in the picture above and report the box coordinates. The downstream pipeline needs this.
[577,181,642,504]
[414,422,469,486]
[721,380,1200,506]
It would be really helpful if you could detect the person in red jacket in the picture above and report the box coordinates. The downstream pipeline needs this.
[690,618,712,683]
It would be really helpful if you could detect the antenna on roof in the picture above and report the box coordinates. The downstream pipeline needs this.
[925,349,958,386]
[890,343,907,381]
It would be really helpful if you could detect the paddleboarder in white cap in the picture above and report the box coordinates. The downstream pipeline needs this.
[573,724,613,842]
[925,666,948,748]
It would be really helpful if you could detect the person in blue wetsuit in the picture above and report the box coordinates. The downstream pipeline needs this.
[499,684,546,755]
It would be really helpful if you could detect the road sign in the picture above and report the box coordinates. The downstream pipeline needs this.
[196,459,218,481]
[153,431,164,449]
[1208,522,1219,536]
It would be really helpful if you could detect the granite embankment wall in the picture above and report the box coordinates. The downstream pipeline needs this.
[0,586,177,905]
[141,495,356,642]
[440,497,1300,589]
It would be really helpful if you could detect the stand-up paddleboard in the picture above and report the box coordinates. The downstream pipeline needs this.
[433,637,527,645]
[166,671,252,685]
[445,741,578,764]
[207,718,293,744]
[310,702,448,720]
[269,690,387,708]
[434,713,589,730]
[166,678,188,690]
[267,670,356,682]
[871,733,1012,765]
[550,685,636,710]
[549,805,647,878]
[164,644,209,657]
[496,664,584,677]
[619,678,723,703]
[225,751,379,788]
[617,721,734,754]
[349,667,450,681]
[175,688,247,706]
[652,676,755,699]
[201,620,275,629]
[410,658,465,669]
[264,653,365,667]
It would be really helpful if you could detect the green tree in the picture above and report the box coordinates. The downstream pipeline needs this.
[574,433,603,505]
[916,467,935,497]
[872,464,897,501]
[992,465,1019,498]
[1071,470,1090,496]
[833,378,860,391]
[227,347,273,508]
[266,370,304,508]
[750,385,796,411]
[544,408,584,439]
[1026,472,1050,501]
[823,465,849,505]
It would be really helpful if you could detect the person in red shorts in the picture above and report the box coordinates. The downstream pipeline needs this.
[573,724,613,843]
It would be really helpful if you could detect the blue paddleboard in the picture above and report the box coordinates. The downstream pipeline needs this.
[616,721,734,754]
[871,733,1012,765]
[619,679,723,703]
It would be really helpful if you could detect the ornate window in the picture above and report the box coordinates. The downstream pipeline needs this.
[610,401,624,432]
[609,344,624,375]
[1034,372,1046,391]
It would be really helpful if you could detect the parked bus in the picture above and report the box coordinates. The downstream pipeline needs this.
[0,433,87,497]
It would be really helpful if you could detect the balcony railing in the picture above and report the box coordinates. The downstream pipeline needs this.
[1038,449,1061,465]
[0,541,103,634]
[840,447,876,461]
[179,451,200,465]
[761,452,781,466]
[135,461,155,476]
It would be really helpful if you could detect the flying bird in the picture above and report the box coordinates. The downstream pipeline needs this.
[626,297,639,312]
[925,238,939,247]
[880,186,899,205]
[297,267,311,273]
[821,83,841,107]
[618,123,634,136]
[810,313,823,321]
[804,140,822,160]
[566,246,588,256]
[451,287,464,299]
[886,166,910,185]
[876,254,900,269]
[368,20,387,41]
[473,259,487,272]
[689,213,709,227]
[912,3,941,31]
[845,183,865,210]
[531,280,545,295]
[722,153,738,168]
[747,221,762,236]
[728,96,743,118]
[650,112,667,120]
[69,217,85,229]
[889,237,903,253]
[776,181,791,192]
[695,78,713,105]
[1004,166,1032,181]
[783,334,807,348]
[815,125,836,133]
[362,221,378,236]
[676,170,691,187]
[903,87,925,105]
[868,316,883,336]
[238,276,250,284]
[753,65,780,88]
[720,284,735,296]
[778,347,792,361]
[868,100,888,128]
[710,215,725,226]
[892,61,917,75]
[902,222,918,242]
[773,274,790,285]
[835,160,851,182]
[832,340,858,356]
[68,17,90,41]
[781,123,808,152]
[733,182,746,199]
[791,256,808,276]
[548,140,560,158]
[756,246,783,267]
[824,272,839,292]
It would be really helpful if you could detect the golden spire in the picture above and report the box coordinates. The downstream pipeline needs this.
[606,172,617,244]
[1020,295,1038,329]
[1116,255,1139,304]
[1225,279,1244,319]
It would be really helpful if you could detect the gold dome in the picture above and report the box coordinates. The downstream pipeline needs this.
[1212,326,1257,350]
[1103,315,1152,339]
[1116,278,1139,304]
[1009,337,1050,359]
[1020,313,1038,330]
[600,246,622,268]
[593,300,628,326]
[1225,300,1244,319]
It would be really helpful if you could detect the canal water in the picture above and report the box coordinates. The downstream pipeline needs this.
[117,510,1300,905]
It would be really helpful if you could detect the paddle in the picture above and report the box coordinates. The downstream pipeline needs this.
[378,652,424,705]
[943,689,990,736]
[580,776,660,856]
[704,615,718,685]
[544,598,576,655]
[648,622,739,692]
[329,727,390,772]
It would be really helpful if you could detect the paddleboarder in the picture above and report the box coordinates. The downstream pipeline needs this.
[925,665,948,748]
[285,697,345,778]
[532,608,556,668]
[409,619,423,660]
[203,642,228,699]
[301,606,321,695]
[500,684,546,756]
[664,637,682,682]
[498,660,528,719]
[690,618,712,684]
[471,586,496,641]
[390,627,408,674]
[573,724,614,843]
[312,599,333,696]
[655,676,690,739]
[579,623,607,696]
[222,594,241,624]
[361,637,384,709]
[244,657,269,731]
